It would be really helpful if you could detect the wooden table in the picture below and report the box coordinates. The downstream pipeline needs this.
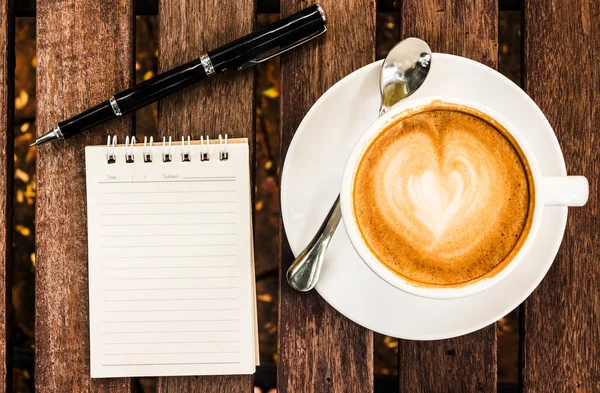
[0,0,598,392]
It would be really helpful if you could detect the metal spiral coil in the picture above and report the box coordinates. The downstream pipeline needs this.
[105,134,230,164]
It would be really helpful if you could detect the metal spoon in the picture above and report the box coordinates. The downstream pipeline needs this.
[286,37,432,292]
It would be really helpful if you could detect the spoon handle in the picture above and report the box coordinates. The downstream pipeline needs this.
[286,196,342,292]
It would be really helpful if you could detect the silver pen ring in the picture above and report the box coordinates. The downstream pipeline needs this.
[316,4,327,24]
[109,97,122,116]
[200,54,215,76]
[53,125,64,139]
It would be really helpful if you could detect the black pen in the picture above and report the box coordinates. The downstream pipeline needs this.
[33,4,327,146]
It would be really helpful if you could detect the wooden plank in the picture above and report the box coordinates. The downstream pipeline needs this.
[521,0,600,391]
[14,0,522,16]
[35,0,134,392]
[397,1,499,392]
[278,1,375,392]
[17,0,157,16]
[0,0,13,391]
[155,0,255,391]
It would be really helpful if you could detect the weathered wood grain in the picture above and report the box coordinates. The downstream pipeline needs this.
[401,0,498,68]
[398,335,497,392]
[156,0,255,391]
[0,0,13,391]
[398,1,499,392]
[35,0,134,392]
[157,375,251,393]
[279,1,376,392]
[14,0,522,16]
[522,0,600,391]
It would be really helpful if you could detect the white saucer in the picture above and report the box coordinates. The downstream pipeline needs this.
[281,54,568,340]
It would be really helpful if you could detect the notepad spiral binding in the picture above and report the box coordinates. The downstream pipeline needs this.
[105,134,229,164]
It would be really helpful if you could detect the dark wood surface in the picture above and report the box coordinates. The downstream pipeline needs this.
[13,0,522,16]
[278,1,376,392]
[155,0,255,391]
[0,0,12,391]
[35,0,134,392]
[157,375,251,393]
[521,0,600,391]
[397,1,499,392]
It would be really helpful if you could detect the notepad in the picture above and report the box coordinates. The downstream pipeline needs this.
[85,137,258,378]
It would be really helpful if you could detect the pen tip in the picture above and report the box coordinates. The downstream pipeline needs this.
[30,142,37,147]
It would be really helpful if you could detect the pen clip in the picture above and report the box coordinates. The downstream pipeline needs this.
[238,27,327,70]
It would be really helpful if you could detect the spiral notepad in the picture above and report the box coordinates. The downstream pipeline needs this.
[85,135,258,378]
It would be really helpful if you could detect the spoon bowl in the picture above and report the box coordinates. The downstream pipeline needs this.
[380,38,432,115]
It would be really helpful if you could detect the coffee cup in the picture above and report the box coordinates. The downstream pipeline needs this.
[340,96,588,299]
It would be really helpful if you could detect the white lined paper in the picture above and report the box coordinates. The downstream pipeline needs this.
[85,139,256,378]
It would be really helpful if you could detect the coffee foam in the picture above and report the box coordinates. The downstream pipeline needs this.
[353,104,534,287]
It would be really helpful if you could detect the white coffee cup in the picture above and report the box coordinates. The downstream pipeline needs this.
[340,96,588,299]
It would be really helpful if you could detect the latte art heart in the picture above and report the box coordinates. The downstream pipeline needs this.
[381,129,497,252]
[408,169,467,241]
[353,106,532,286]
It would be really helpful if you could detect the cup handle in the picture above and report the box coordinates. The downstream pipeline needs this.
[543,176,589,206]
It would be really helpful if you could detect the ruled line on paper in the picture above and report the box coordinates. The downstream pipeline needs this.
[100,223,237,227]
[102,362,240,367]
[100,190,236,194]
[102,298,239,302]
[103,351,241,356]
[100,244,237,248]
[103,276,237,280]
[104,340,239,344]
[102,255,237,259]
[101,319,240,324]
[100,316,238,321]
[100,212,236,216]
[104,287,239,291]
[99,233,236,238]
[102,329,239,334]
[183,176,236,180]
[102,308,239,313]
[100,266,238,270]
[100,201,236,205]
